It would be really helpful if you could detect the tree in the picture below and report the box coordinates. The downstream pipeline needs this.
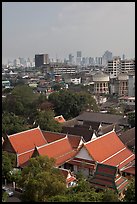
[2,85,39,116]
[123,178,135,202]
[101,188,119,202]
[2,112,28,136]
[48,90,99,119]
[2,191,8,202]
[19,156,66,202]
[2,151,16,181]
[34,110,62,132]
[127,112,135,128]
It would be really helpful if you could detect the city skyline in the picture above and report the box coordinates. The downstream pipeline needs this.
[2,2,135,64]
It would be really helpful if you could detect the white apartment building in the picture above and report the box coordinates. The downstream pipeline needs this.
[121,59,135,73]
[106,57,135,78]
[106,56,121,78]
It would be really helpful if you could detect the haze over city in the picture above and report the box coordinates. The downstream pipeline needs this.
[2,2,135,64]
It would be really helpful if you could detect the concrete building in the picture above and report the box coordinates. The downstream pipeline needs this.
[76,51,82,65]
[106,56,121,78]
[35,54,50,67]
[120,59,135,73]
[92,71,109,94]
[128,73,135,97]
[70,77,81,85]
[117,73,128,96]
[102,50,113,66]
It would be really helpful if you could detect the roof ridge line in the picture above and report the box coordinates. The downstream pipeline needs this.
[85,129,115,144]
[56,149,75,159]
[42,130,66,136]
[8,127,39,137]
[117,178,128,189]
[37,136,68,149]
[115,176,122,182]
[117,154,135,168]
[17,148,34,156]
[100,147,126,164]
[39,128,48,144]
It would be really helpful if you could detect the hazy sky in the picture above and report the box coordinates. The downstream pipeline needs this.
[2,2,135,63]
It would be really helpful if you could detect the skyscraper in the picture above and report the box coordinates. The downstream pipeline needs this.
[76,51,82,65]
[102,50,113,66]
[35,54,49,67]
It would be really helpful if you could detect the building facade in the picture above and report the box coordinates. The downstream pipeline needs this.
[35,54,49,67]
[92,71,109,94]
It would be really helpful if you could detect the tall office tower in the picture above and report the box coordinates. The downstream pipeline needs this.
[35,54,50,67]
[102,50,113,66]
[13,58,20,67]
[68,54,74,64]
[76,51,82,65]
[77,51,82,58]
[98,57,102,65]
[106,56,121,78]
[122,54,125,60]
[89,57,95,65]
[82,57,86,66]
[19,57,26,67]
[85,57,89,66]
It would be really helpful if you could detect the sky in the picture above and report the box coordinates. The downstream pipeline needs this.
[2,2,135,64]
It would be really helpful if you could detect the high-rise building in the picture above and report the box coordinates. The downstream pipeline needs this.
[120,59,135,73]
[68,54,74,65]
[35,54,49,67]
[89,57,95,65]
[102,50,113,66]
[77,51,82,58]
[76,51,82,65]
[106,56,121,78]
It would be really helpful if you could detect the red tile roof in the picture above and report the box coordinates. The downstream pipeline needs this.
[36,136,77,166]
[60,168,76,184]
[84,130,134,169]
[67,135,83,149]
[68,158,96,170]
[54,115,66,123]
[121,166,135,175]
[18,150,34,167]
[8,127,47,154]
[42,131,66,143]
[42,131,83,150]
[102,148,135,169]
[90,163,129,193]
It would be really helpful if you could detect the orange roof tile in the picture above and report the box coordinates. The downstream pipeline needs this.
[36,136,77,166]
[84,130,134,169]
[55,150,77,166]
[68,135,83,149]
[42,131,83,150]
[54,115,66,123]
[8,127,47,154]
[42,131,66,143]
[102,149,135,169]
[121,166,135,175]
[18,150,34,167]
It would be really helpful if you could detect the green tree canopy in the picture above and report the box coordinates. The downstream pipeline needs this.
[127,112,135,128]
[34,110,62,132]
[2,85,39,116]
[101,188,119,202]
[48,90,99,119]
[2,151,16,179]
[19,156,66,202]
[123,178,135,202]
[2,112,28,136]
